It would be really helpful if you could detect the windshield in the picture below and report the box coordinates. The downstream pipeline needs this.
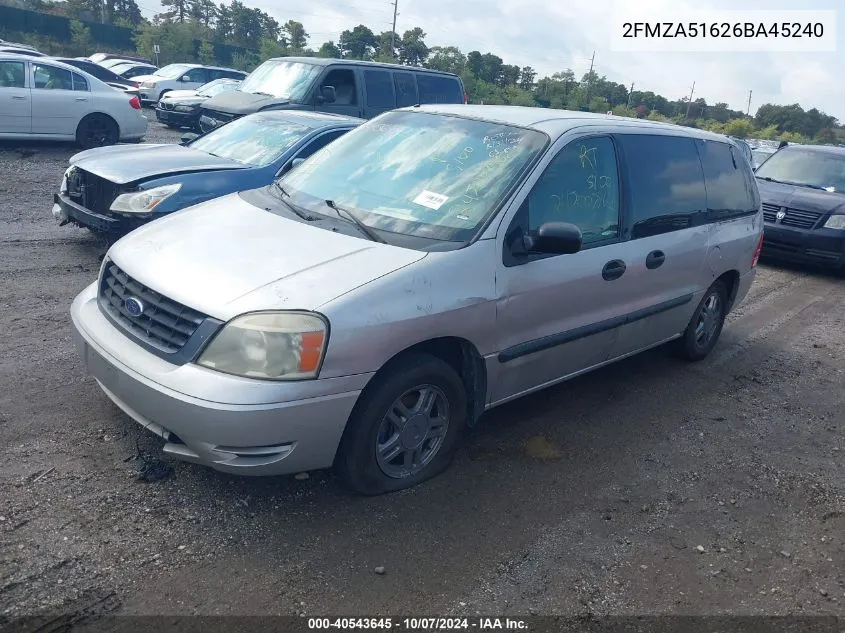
[239,60,321,100]
[154,64,193,79]
[751,149,772,167]
[755,148,845,192]
[189,113,310,167]
[198,79,237,97]
[280,110,548,242]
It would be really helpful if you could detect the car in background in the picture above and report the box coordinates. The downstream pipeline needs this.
[0,54,147,147]
[51,57,140,91]
[155,78,240,129]
[108,61,158,80]
[133,63,247,105]
[0,45,47,57]
[756,144,845,272]
[198,56,466,132]
[52,110,361,237]
[89,53,153,65]
[750,145,776,170]
[69,105,762,494]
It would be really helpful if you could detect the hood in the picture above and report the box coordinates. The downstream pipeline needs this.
[756,178,845,215]
[161,89,199,100]
[108,193,427,320]
[202,89,290,115]
[68,144,248,184]
[133,74,161,84]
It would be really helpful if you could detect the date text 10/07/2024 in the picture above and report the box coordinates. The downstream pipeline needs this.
[307,618,529,631]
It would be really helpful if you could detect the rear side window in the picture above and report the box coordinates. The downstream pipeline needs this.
[617,134,707,238]
[696,139,758,219]
[416,74,462,104]
[364,70,395,108]
[72,72,89,91]
[393,72,418,107]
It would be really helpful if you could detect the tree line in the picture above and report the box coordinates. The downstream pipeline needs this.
[2,0,841,143]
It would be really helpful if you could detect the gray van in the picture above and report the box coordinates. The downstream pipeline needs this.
[197,57,466,132]
[70,106,763,495]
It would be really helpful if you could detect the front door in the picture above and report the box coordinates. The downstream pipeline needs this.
[492,134,632,404]
[0,60,31,134]
[31,62,91,136]
[315,67,363,118]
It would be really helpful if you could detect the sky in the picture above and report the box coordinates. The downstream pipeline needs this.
[143,0,844,121]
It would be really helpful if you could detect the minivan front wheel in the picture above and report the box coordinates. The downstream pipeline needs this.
[677,280,728,361]
[336,353,467,495]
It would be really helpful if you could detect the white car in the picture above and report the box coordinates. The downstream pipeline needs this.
[0,55,147,148]
[133,63,246,104]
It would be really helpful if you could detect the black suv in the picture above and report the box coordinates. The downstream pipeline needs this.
[756,144,845,271]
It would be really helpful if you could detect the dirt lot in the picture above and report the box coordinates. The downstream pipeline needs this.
[1,119,844,622]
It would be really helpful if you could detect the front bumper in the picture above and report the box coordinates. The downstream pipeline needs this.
[53,193,145,234]
[762,223,845,269]
[71,282,370,476]
[155,107,198,127]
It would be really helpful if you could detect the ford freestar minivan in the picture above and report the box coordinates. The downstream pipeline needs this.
[197,57,466,132]
[71,105,763,495]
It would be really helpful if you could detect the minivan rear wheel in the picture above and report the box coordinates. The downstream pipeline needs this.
[676,280,728,361]
[335,353,467,495]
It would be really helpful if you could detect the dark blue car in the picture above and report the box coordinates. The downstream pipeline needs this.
[52,110,362,237]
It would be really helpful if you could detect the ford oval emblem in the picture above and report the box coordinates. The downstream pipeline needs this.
[124,296,144,317]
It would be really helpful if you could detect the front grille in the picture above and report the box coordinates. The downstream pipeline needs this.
[68,169,119,216]
[99,263,207,354]
[762,203,823,230]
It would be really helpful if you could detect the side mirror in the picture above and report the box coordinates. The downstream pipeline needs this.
[180,132,198,144]
[522,221,582,255]
[291,157,305,169]
[752,166,758,172]
[317,85,336,104]
[181,75,191,82]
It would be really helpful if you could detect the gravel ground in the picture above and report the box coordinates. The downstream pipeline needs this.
[0,117,843,622]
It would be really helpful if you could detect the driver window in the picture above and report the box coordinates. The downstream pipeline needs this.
[526,136,620,245]
[321,68,357,106]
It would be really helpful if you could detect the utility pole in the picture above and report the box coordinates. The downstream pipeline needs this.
[684,81,695,118]
[390,0,399,58]
[746,90,752,116]
[627,81,634,107]
[584,50,595,106]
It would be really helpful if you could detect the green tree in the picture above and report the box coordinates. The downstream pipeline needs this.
[398,27,428,66]
[317,40,341,58]
[283,20,307,53]
[723,118,755,138]
[339,25,377,59]
[518,66,536,91]
[377,31,399,59]
[68,19,92,56]
[259,36,286,61]
[161,0,189,23]
[197,40,216,64]
[135,21,196,64]
[425,46,465,74]
[189,0,217,28]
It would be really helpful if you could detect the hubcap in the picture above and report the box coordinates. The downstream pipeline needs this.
[375,385,449,479]
[694,293,722,346]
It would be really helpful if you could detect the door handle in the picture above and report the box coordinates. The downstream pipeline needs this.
[646,250,666,269]
[11,95,27,100]
[75,97,88,101]
[602,259,626,281]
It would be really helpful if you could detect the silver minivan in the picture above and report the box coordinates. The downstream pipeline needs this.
[70,105,764,494]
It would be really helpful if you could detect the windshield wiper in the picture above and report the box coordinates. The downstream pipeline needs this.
[252,91,275,97]
[758,176,828,191]
[272,182,316,221]
[325,200,386,243]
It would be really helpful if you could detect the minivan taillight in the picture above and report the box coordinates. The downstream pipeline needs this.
[463,91,469,104]
[129,95,141,110]
[751,231,764,267]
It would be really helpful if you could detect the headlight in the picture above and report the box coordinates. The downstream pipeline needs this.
[197,312,328,380]
[174,105,194,112]
[824,214,845,229]
[110,183,181,213]
[60,166,71,194]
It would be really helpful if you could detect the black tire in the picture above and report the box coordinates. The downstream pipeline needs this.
[76,114,119,149]
[676,280,728,361]
[335,353,467,495]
